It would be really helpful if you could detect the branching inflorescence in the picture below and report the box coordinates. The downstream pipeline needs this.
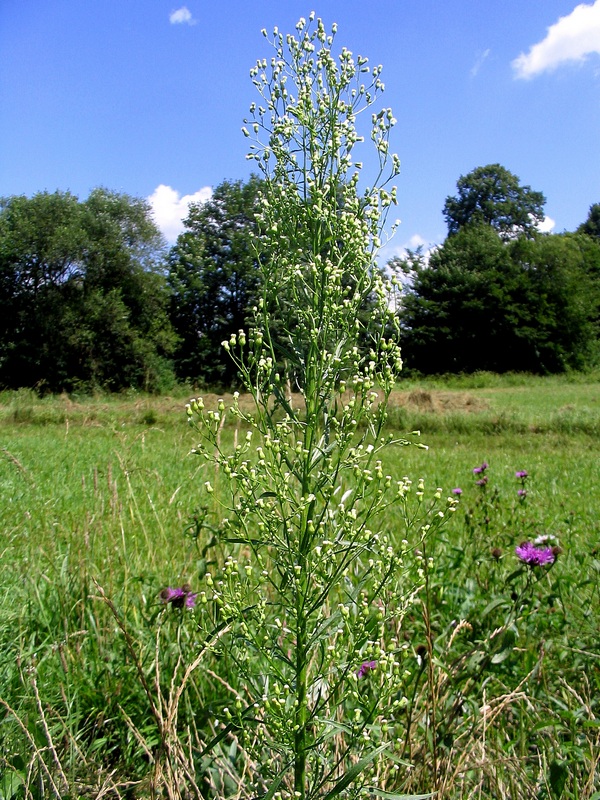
[186,14,455,800]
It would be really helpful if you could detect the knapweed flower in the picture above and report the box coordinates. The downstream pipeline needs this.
[160,584,197,609]
[491,547,502,561]
[534,535,562,558]
[515,470,528,479]
[515,541,555,567]
[517,488,527,498]
[475,476,488,486]
[473,461,488,475]
[356,660,377,678]
[452,487,462,496]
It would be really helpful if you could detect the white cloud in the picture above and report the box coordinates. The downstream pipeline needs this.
[512,0,600,79]
[169,6,196,25]
[379,234,429,265]
[471,48,491,77]
[538,215,556,233]
[148,184,212,243]
[405,233,428,250]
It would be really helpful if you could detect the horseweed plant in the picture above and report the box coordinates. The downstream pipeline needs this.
[187,15,453,800]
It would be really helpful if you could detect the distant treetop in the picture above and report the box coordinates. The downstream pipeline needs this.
[577,203,600,240]
[443,163,546,240]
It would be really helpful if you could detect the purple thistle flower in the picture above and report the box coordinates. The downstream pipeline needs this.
[452,487,462,495]
[515,470,528,479]
[356,660,377,678]
[160,584,197,609]
[515,542,555,567]
[475,476,488,486]
[517,488,527,498]
[473,461,489,475]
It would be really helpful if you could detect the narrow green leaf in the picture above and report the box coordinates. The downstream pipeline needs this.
[362,790,433,800]
[490,647,513,664]
[321,743,391,800]
[481,596,507,617]
[256,761,293,800]
[0,770,25,800]
[549,759,568,798]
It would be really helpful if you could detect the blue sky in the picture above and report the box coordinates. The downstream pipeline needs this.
[1,1,599,259]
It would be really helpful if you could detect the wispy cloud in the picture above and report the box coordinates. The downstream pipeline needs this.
[512,0,600,79]
[148,184,212,243]
[379,234,432,265]
[169,6,196,25]
[471,48,491,77]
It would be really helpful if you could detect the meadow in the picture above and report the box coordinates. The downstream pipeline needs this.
[3,11,599,799]
[0,374,599,798]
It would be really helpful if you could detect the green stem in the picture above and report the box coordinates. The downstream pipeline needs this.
[294,567,308,800]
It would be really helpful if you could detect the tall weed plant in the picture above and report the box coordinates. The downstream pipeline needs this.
[187,14,452,800]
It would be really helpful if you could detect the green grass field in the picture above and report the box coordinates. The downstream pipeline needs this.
[1,375,599,798]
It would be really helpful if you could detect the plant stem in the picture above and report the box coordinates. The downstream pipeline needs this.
[294,561,309,800]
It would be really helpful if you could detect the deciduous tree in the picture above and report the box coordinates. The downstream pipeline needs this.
[0,189,175,392]
[577,202,600,240]
[396,226,600,374]
[443,164,546,240]
[396,224,521,373]
[167,176,263,386]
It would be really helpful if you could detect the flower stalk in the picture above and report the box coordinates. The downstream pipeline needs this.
[186,15,452,799]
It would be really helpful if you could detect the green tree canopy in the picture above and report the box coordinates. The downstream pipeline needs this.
[509,232,600,370]
[395,225,520,373]
[577,203,600,240]
[167,175,264,387]
[395,226,600,374]
[0,189,175,393]
[443,164,546,240]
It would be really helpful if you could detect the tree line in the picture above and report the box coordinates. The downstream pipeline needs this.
[395,165,600,374]
[1,166,599,393]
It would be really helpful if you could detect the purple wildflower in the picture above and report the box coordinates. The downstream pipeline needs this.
[160,584,197,609]
[452,487,462,496]
[515,542,555,567]
[356,660,377,678]
[515,470,528,479]
[517,488,527,498]
[475,476,488,486]
[473,461,488,475]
